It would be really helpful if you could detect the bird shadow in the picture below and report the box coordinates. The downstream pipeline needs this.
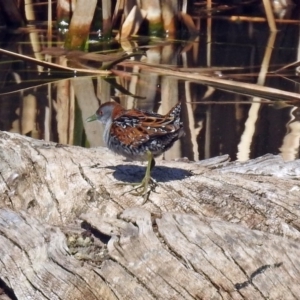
[106,164,192,183]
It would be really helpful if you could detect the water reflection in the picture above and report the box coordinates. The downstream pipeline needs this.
[1,16,300,162]
[1,74,298,162]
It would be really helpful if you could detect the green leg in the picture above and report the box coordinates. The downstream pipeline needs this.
[139,151,154,194]
[117,151,157,203]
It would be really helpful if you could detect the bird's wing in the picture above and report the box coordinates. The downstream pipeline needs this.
[110,110,180,147]
[110,122,149,146]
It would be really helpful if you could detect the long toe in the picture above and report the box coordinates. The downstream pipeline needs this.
[115,181,143,187]
[130,180,149,196]
[117,181,147,196]
[131,178,157,203]
[116,177,156,203]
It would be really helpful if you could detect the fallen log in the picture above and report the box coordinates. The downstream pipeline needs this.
[0,130,300,299]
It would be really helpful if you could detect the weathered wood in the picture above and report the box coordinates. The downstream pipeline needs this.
[0,209,114,300]
[0,130,300,299]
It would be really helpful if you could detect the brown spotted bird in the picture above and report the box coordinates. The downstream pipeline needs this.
[87,101,184,201]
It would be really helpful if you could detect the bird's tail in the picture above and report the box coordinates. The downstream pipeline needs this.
[167,102,181,119]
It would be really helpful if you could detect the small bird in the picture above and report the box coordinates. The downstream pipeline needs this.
[87,101,184,201]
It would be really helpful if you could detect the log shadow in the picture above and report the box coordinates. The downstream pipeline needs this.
[106,164,192,183]
[0,277,18,300]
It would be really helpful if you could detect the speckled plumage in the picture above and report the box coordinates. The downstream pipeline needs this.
[93,102,184,160]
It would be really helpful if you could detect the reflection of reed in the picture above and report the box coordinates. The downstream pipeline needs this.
[159,43,183,161]
[56,79,71,144]
[182,51,201,161]
[4,30,41,138]
[237,32,277,162]
[44,84,51,141]
[159,77,180,160]
[10,94,38,138]
[137,47,161,111]
[54,57,74,144]
[72,77,102,147]
[279,108,300,161]
[126,65,139,108]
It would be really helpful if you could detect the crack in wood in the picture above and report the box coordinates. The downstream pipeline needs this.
[50,258,100,300]
[0,173,14,208]
[77,163,96,189]
[234,263,283,291]
[170,217,233,298]
[91,268,120,300]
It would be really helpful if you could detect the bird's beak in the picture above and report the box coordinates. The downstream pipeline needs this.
[86,114,97,122]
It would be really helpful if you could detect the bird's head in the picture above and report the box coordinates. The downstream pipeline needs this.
[86,101,123,125]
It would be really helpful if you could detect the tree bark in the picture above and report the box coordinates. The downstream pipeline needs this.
[0,130,300,299]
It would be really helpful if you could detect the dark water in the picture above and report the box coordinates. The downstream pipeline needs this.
[1,5,300,162]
